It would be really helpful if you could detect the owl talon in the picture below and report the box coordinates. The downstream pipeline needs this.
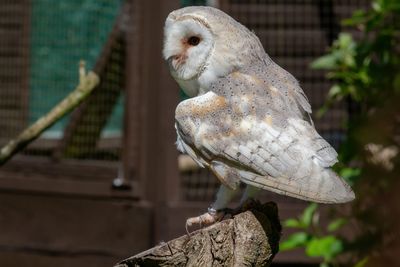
[185,221,191,237]
[185,210,224,234]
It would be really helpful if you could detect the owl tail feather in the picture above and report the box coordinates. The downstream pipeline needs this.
[237,168,355,204]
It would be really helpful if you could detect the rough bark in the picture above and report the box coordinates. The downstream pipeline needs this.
[115,202,281,267]
[0,61,100,165]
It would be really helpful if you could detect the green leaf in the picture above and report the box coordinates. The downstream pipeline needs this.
[328,85,342,98]
[311,54,338,69]
[280,232,309,251]
[372,1,382,12]
[338,33,354,49]
[342,10,367,26]
[354,257,369,267]
[327,218,347,232]
[339,167,361,184]
[300,203,318,227]
[305,236,343,260]
[343,53,356,67]
[284,218,303,228]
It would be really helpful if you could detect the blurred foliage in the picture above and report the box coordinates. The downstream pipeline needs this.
[281,204,348,266]
[281,0,400,266]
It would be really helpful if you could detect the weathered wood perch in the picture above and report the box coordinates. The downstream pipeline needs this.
[115,202,281,267]
[0,61,99,166]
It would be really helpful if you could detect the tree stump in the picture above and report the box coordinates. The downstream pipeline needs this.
[115,202,281,267]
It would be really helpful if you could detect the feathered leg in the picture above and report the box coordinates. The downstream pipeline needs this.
[220,185,261,216]
[239,184,260,205]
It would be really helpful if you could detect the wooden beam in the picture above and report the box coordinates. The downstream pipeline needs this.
[0,155,140,198]
[0,192,152,267]
[120,0,142,189]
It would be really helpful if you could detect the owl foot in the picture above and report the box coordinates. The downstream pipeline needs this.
[185,207,224,236]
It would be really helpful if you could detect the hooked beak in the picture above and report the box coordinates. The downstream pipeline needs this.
[167,54,186,72]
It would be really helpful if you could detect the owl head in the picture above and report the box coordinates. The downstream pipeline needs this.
[163,6,265,96]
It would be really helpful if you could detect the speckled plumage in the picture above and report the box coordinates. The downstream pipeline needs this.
[163,6,354,220]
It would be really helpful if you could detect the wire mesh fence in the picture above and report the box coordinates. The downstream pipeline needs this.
[0,0,31,150]
[0,0,370,201]
[0,0,125,161]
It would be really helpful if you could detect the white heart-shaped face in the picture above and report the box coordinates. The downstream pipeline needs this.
[163,15,214,82]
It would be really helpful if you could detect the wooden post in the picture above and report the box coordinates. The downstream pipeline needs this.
[115,202,281,267]
[121,0,141,189]
[123,0,181,242]
[0,0,31,146]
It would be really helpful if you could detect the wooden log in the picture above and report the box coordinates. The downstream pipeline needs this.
[115,202,281,267]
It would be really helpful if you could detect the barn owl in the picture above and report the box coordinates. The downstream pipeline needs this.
[163,6,355,228]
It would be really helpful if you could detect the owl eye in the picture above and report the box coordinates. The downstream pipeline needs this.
[187,36,201,46]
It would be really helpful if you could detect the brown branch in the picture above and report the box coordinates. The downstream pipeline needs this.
[115,202,281,267]
[0,61,100,166]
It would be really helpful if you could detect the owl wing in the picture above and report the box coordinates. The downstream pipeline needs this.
[176,72,354,203]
